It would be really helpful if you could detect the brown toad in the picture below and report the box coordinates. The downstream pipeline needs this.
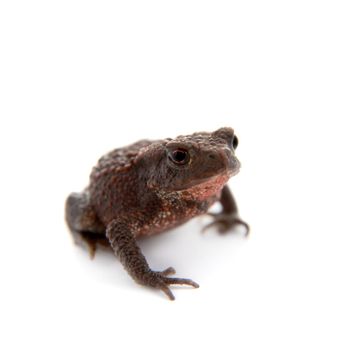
[65,127,248,300]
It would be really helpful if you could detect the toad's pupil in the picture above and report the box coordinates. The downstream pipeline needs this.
[173,150,187,162]
[232,136,238,149]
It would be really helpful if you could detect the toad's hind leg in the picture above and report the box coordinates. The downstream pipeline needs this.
[65,192,109,258]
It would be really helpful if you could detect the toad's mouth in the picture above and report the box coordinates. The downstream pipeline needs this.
[179,156,241,191]
[176,165,240,200]
[177,173,230,200]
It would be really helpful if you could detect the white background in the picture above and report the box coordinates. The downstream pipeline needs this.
[0,1,349,349]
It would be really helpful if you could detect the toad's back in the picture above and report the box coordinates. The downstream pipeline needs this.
[88,140,162,223]
[90,140,157,181]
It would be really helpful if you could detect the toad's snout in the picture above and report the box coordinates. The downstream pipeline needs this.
[206,148,240,176]
[220,148,241,176]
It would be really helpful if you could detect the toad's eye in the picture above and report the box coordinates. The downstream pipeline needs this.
[232,135,239,149]
[169,149,190,165]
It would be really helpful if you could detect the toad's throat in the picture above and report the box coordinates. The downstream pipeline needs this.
[178,173,232,201]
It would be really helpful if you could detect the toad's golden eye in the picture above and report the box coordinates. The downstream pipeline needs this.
[169,149,190,165]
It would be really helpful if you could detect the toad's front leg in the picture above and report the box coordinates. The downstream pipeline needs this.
[204,185,249,235]
[106,219,199,300]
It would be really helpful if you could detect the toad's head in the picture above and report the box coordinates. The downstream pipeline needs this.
[141,127,241,199]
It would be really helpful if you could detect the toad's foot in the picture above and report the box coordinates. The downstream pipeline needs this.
[107,219,199,300]
[202,213,250,236]
[140,267,199,301]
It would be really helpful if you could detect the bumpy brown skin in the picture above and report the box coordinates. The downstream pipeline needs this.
[65,127,248,300]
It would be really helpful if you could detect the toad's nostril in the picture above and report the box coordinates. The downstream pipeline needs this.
[208,153,216,160]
